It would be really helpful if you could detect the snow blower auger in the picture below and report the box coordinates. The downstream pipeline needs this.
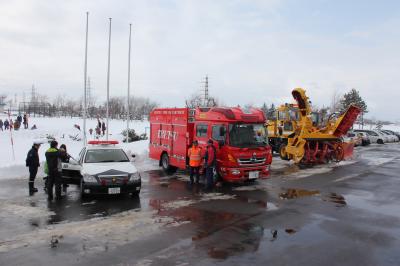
[280,88,361,166]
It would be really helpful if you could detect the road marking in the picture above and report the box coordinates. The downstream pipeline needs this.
[333,173,360,183]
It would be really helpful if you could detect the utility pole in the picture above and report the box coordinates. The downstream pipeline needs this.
[126,23,132,144]
[31,84,36,117]
[83,11,89,145]
[86,77,91,108]
[106,18,112,141]
[31,84,36,103]
[204,75,209,106]
[200,75,209,107]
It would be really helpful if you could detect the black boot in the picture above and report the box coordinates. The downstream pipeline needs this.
[29,182,34,196]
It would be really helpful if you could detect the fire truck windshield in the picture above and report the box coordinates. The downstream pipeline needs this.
[229,123,268,148]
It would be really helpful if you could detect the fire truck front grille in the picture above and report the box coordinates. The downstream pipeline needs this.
[237,157,266,165]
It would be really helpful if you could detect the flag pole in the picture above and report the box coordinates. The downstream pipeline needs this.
[83,12,89,146]
[126,23,132,143]
[106,18,112,140]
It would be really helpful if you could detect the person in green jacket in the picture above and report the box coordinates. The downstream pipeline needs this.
[45,140,67,200]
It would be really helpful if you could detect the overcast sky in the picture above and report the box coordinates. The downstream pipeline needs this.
[0,0,399,121]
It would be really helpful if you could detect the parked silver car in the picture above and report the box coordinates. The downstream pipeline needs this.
[378,130,397,142]
[381,130,400,142]
[354,129,386,144]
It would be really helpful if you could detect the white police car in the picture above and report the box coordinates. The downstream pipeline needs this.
[62,140,141,197]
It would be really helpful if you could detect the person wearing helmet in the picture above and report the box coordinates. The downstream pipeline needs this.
[26,140,42,195]
[45,140,68,200]
[188,139,202,185]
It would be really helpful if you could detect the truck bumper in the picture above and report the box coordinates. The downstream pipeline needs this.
[82,181,141,195]
[219,165,270,183]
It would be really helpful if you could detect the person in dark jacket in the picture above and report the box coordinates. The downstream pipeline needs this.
[26,141,42,195]
[101,121,106,136]
[204,139,217,190]
[0,119,3,131]
[4,119,9,130]
[23,114,28,129]
[45,140,68,200]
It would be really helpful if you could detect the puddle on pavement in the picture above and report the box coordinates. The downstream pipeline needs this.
[285,228,297,234]
[279,188,320,199]
[46,195,141,224]
[204,223,265,260]
[273,165,300,176]
[208,247,229,259]
[323,193,347,207]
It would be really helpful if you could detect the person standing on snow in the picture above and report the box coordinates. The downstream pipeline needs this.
[45,140,68,200]
[188,140,202,185]
[101,121,106,136]
[204,139,217,190]
[0,119,3,131]
[23,114,28,129]
[4,119,9,130]
[26,140,42,195]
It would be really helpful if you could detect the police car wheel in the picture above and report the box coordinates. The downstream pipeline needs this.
[80,179,87,199]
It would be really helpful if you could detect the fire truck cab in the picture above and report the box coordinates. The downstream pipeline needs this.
[149,107,272,182]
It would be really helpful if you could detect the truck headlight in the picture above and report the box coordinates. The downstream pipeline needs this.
[83,174,97,183]
[231,169,241,175]
[129,172,141,182]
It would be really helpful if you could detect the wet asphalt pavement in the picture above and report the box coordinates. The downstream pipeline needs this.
[1,144,400,266]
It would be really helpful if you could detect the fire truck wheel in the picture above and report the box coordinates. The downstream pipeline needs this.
[279,144,289,161]
[161,153,177,174]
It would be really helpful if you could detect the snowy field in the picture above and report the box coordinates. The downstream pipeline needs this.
[0,114,157,176]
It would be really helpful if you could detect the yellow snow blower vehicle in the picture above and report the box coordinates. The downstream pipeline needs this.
[269,88,361,165]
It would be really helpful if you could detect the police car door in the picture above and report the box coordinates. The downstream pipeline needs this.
[62,148,84,177]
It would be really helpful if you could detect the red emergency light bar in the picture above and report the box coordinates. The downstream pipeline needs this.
[87,140,119,145]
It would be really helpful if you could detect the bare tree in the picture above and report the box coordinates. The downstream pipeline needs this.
[330,89,342,114]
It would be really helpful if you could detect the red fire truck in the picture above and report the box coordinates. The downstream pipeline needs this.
[149,107,272,182]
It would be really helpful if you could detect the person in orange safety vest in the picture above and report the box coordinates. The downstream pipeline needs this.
[188,139,202,185]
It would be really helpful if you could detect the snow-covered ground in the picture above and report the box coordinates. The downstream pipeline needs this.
[0,115,157,174]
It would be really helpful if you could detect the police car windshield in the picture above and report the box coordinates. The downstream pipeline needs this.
[229,123,268,148]
[84,149,129,163]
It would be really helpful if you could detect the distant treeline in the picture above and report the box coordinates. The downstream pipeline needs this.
[14,94,157,120]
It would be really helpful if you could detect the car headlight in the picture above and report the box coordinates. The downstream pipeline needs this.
[83,174,97,183]
[129,172,141,182]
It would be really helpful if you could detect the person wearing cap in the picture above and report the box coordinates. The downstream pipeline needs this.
[188,140,202,185]
[45,140,68,200]
[204,139,217,190]
[26,140,42,195]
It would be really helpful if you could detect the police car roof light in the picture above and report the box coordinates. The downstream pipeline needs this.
[87,140,119,145]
